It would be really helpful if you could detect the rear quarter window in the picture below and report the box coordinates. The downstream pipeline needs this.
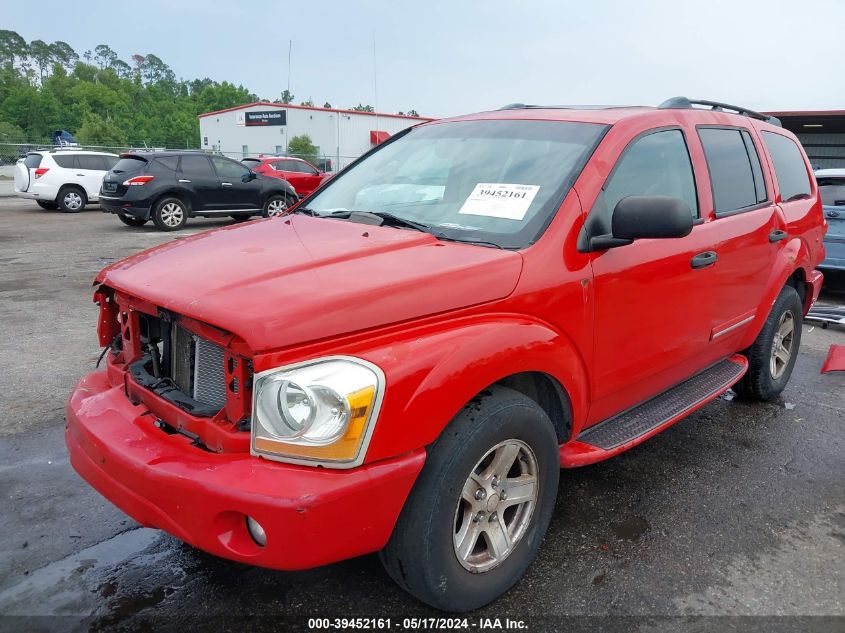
[152,156,180,171]
[52,154,75,168]
[762,132,812,202]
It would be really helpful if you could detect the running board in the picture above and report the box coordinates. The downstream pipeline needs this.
[560,355,748,467]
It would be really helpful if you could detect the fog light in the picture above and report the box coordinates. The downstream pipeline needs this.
[246,516,267,547]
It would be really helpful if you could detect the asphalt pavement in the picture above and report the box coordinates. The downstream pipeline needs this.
[0,198,842,632]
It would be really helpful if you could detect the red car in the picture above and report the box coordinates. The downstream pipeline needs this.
[242,156,331,197]
[67,97,825,612]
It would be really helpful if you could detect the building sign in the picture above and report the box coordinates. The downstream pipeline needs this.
[245,110,287,127]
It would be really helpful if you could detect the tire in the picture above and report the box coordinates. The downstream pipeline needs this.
[36,200,58,210]
[57,187,86,213]
[380,386,559,612]
[152,197,188,231]
[262,193,294,218]
[229,213,252,222]
[734,285,803,401]
[117,213,148,227]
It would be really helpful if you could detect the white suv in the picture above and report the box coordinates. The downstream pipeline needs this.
[14,149,119,212]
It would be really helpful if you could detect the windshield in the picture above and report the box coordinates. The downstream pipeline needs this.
[304,119,607,248]
[818,177,845,207]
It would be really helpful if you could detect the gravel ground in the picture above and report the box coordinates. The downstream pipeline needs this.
[0,198,843,632]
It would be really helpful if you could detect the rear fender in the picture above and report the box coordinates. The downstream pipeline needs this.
[737,236,814,349]
[360,316,589,462]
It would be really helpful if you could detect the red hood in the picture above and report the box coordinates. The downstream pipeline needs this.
[97,216,523,352]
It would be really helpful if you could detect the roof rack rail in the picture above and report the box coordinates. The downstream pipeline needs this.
[498,103,641,111]
[658,96,781,126]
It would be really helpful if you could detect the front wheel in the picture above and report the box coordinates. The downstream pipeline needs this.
[262,194,293,218]
[380,386,559,612]
[734,284,803,401]
[152,197,188,231]
[229,213,253,222]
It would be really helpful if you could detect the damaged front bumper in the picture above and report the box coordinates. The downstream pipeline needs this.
[66,370,424,570]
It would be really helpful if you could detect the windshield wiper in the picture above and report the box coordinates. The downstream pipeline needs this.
[363,211,434,233]
[437,236,504,249]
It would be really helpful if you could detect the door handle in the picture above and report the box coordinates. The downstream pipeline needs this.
[221,182,233,186]
[76,174,85,176]
[178,179,191,183]
[691,251,718,269]
[769,229,788,243]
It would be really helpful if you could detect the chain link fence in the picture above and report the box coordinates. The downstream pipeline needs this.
[0,142,356,174]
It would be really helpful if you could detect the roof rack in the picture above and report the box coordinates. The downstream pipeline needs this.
[498,103,641,111]
[658,96,781,126]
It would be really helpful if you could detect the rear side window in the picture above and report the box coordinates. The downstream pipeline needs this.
[23,153,43,168]
[180,155,214,176]
[762,132,812,202]
[153,156,180,171]
[112,157,147,173]
[602,129,699,217]
[77,155,107,170]
[52,155,75,168]
[698,128,761,214]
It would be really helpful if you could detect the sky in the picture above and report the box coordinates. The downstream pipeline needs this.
[5,0,844,118]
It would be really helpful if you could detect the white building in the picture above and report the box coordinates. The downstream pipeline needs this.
[198,102,433,170]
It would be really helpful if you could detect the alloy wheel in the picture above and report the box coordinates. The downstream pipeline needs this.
[770,310,795,380]
[453,439,539,573]
[64,192,82,210]
[160,202,184,227]
[266,198,288,217]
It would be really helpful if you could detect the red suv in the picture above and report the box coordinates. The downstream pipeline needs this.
[241,156,331,197]
[66,97,825,612]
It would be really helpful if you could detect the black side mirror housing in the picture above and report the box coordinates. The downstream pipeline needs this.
[612,195,693,240]
[244,171,257,182]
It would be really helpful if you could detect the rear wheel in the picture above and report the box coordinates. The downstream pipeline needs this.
[152,197,188,231]
[117,213,148,227]
[380,386,559,612]
[734,285,803,401]
[262,194,293,218]
[36,200,58,210]
[229,213,252,222]
[57,187,86,213]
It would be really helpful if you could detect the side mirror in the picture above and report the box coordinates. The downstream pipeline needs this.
[590,196,693,250]
[244,171,257,182]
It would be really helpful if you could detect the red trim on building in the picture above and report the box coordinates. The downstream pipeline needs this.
[198,101,433,122]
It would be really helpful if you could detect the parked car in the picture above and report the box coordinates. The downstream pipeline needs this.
[14,149,119,212]
[67,97,825,612]
[241,156,332,197]
[99,151,297,231]
[815,168,845,270]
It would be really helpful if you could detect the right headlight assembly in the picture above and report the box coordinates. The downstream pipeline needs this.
[251,356,384,467]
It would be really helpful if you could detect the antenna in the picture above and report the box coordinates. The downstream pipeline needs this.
[287,40,292,100]
[373,31,380,142]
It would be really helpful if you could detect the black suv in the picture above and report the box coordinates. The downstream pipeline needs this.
[99,151,297,231]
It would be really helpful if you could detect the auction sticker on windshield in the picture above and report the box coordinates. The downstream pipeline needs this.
[458,183,540,220]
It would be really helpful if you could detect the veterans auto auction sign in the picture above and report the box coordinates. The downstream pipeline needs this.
[245,110,287,126]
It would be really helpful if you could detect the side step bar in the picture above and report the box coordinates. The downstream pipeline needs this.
[560,355,748,467]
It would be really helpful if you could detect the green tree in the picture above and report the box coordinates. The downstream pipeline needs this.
[29,40,54,82]
[287,134,319,165]
[76,112,127,146]
[0,30,28,67]
[94,44,118,69]
[0,120,25,141]
[323,101,332,108]
[279,89,294,104]
[352,103,374,112]
[407,109,419,117]
[50,41,78,69]
[300,97,314,107]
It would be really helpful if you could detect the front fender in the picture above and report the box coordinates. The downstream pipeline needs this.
[359,315,590,463]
